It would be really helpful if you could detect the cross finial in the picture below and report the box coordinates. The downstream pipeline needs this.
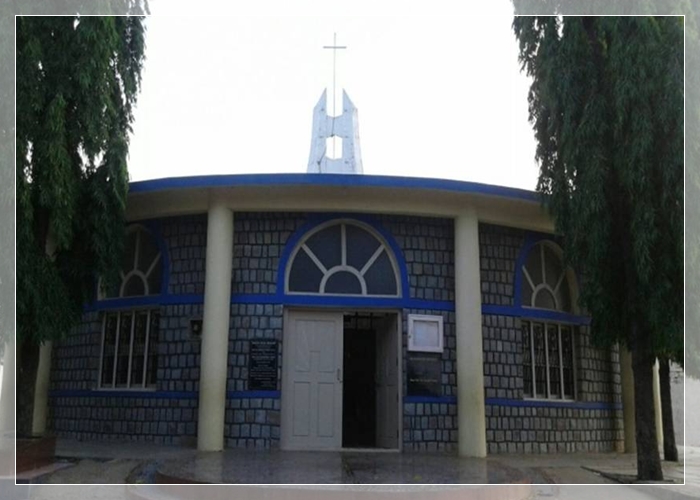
[323,33,346,119]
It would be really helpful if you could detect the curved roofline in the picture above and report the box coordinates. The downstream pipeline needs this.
[129,173,539,203]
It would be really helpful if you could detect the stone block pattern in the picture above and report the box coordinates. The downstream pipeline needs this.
[232,213,306,295]
[161,215,207,296]
[483,315,623,454]
[479,223,525,306]
[51,396,198,445]
[225,303,283,449]
[225,397,281,449]
[482,314,523,400]
[479,223,623,453]
[485,405,622,454]
[377,215,455,302]
[50,311,102,392]
[158,304,203,393]
[50,216,204,443]
[401,309,457,451]
[402,402,457,452]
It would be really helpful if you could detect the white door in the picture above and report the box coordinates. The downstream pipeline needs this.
[375,314,399,449]
[282,311,343,450]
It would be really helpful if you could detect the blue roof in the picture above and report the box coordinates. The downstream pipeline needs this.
[129,173,539,203]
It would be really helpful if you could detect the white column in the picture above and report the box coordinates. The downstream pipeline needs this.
[619,347,636,453]
[0,335,15,432]
[32,341,52,435]
[454,209,487,457]
[197,196,233,451]
[653,358,663,451]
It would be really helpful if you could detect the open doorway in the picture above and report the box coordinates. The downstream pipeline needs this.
[342,312,399,450]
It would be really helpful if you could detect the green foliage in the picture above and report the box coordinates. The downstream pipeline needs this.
[16,15,146,345]
[513,17,683,360]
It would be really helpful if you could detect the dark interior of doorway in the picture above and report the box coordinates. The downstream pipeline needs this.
[342,312,382,448]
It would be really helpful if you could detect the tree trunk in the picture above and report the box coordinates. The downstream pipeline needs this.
[632,334,663,480]
[16,339,39,437]
[659,357,678,462]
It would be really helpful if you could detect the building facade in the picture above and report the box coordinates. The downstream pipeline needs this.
[45,176,628,455]
[39,90,639,456]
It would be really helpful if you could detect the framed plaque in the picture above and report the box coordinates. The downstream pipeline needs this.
[248,340,278,391]
[406,353,442,397]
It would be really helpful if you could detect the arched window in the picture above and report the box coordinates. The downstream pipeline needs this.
[100,225,163,299]
[520,242,571,312]
[98,225,162,389]
[286,220,400,297]
[520,241,576,400]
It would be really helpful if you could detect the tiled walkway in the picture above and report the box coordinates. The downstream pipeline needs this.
[46,439,688,486]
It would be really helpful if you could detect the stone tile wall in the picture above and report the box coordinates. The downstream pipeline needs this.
[479,223,623,454]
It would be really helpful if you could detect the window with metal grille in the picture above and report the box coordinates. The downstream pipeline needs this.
[98,225,163,389]
[522,320,575,399]
[520,241,577,400]
[100,309,159,389]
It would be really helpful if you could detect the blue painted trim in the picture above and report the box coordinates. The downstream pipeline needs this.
[129,173,539,203]
[85,294,204,311]
[237,293,454,311]
[87,294,455,312]
[87,220,172,311]
[482,305,591,325]
[404,396,457,404]
[486,397,621,411]
[513,233,540,309]
[227,390,280,399]
[276,213,411,300]
[274,213,413,309]
[136,220,171,297]
[49,390,197,399]
[502,232,590,326]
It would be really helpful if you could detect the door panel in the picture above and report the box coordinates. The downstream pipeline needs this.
[282,311,343,450]
[376,314,400,449]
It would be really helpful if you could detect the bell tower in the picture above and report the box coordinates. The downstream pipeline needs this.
[307,33,363,174]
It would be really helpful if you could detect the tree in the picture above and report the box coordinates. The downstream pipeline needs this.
[513,17,683,480]
[15,14,146,435]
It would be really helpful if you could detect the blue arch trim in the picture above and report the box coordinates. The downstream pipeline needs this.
[276,213,411,306]
[129,173,538,202]
[511,232,589,325]
[88,220,171,310]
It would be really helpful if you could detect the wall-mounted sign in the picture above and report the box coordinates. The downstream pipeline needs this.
[248,340,278,391]
[406,353,442,397]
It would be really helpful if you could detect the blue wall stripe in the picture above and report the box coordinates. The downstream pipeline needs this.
[49,390,282,400]
[89,295,597,321]
[86,294,205,311]
[481,305,591,325]
[227,391,280,399]
[485,397,621,411]
[129,173,539,203]
[50,390,620,411]
[404,396,457,404]
[49,390,198,399]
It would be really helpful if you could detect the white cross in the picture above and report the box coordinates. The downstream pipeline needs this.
[323,32,347,119]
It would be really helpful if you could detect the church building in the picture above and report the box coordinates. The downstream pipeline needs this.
[42,86,636,457]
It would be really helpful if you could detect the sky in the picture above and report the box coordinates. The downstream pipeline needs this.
[128,2,539,190]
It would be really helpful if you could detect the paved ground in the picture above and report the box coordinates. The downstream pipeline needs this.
[14,439,693,485]
[0,433,697,499]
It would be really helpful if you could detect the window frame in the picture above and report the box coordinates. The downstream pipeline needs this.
[285,219,402,298]
[97,307,160,391]
[521,320,577,402]
[519,240,580,402]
